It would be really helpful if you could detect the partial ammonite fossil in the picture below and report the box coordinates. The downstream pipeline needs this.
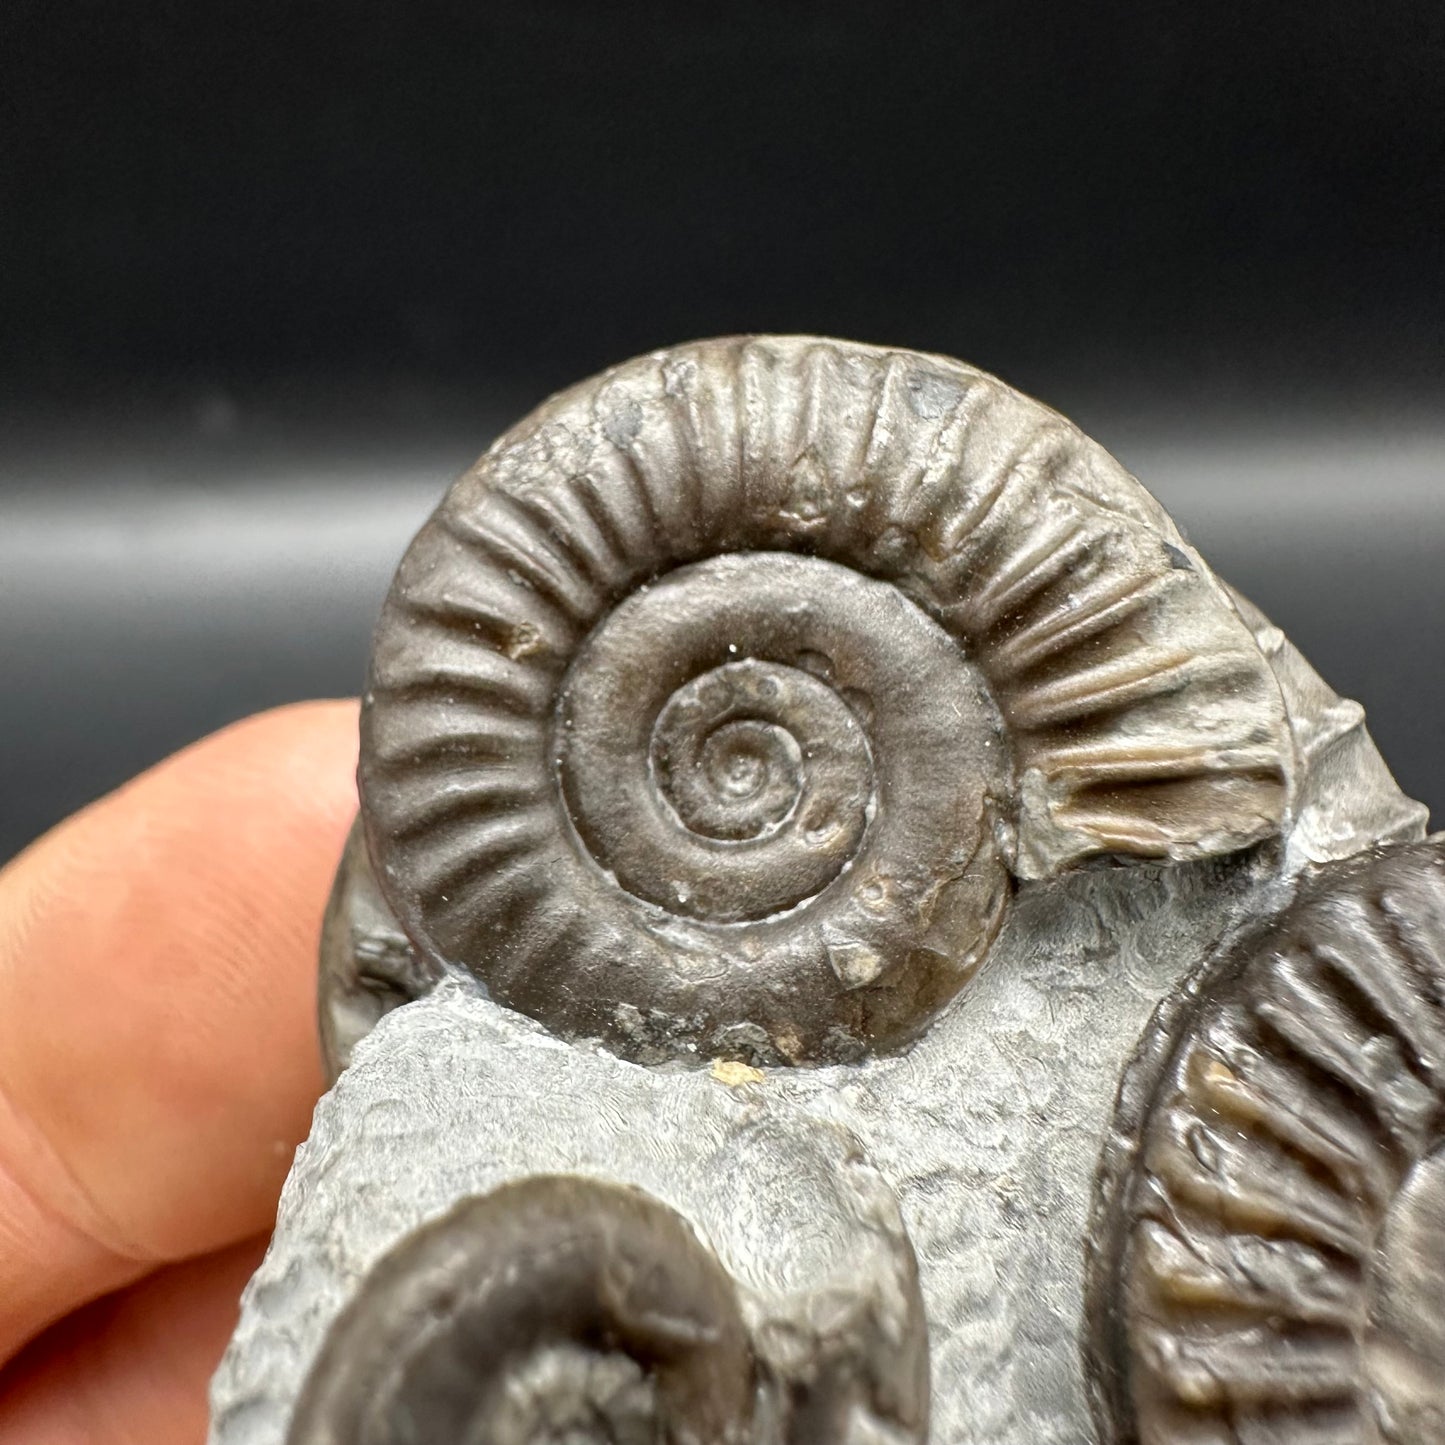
[317,819,441,1080]
[352,336,1295,1066]
[1090,838,1445,1444]
[285,1177,757,1445]
[285,1170,930,1445]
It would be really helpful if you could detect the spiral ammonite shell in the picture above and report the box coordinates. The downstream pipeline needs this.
[359,336,1293,1064]
[285,1176,758,1445]
[1091,838,1445,1444]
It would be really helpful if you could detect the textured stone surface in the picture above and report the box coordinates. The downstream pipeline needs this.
[225,843,1425,1442]
[216,978,931,1444]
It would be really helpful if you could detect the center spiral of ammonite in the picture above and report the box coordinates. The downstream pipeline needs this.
[535,549,1012,1060]
[555,553,989,938]
[651,661,875,896]
[655,673,813,843]
[564,643,875,922]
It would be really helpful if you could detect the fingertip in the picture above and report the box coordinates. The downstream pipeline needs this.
[0,1237,268,1445]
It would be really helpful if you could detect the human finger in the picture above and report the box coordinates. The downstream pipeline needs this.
[0,1236,266,1445]
[0,701,356,1362]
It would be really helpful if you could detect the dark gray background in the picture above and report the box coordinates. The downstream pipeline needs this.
[2,2,1441,862]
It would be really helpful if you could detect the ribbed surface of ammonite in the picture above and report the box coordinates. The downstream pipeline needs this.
[359,336,1295,1065]
[1091,838,1445,1444]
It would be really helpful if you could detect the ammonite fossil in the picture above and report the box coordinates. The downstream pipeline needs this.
[286,1165,929,1445]
[286,1177,760,1445]
[211,337,1434,1445]
[354,335,1295,1067]
[1090,838,1445,1444]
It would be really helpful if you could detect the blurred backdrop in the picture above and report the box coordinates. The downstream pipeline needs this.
[2,1,1442,861]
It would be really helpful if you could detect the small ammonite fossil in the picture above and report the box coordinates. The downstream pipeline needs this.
[286,1176,758,1445]
[1090,839,1445,1444]
[349,334,1294,1068]
[286,1171,930,1445]
[213,336,1436,1445]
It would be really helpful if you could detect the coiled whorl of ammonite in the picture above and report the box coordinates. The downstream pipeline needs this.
[360,336,1292,1064]
[1089,838,1445,1444]
[285,1177,757,1445]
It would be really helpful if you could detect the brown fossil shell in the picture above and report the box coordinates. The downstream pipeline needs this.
[285,1170,930,1445]
[285,1177,758,1445]
[359,336,1292,1065]
[1089,837,1445,1444]
[317,817,440,1083]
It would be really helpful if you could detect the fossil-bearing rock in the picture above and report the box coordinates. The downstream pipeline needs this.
[210,337,1433,1445]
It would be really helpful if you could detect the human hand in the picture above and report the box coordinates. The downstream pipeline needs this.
[0,702,357,1443]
